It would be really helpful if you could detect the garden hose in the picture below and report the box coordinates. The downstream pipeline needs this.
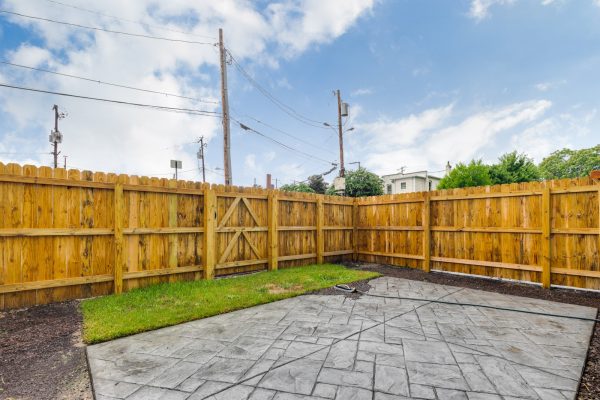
[333,284,600,322]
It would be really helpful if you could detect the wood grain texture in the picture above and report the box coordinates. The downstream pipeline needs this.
[0,163,598,310]
[268,192,278,271]
[114,179,124,294]
[357,178,599,290]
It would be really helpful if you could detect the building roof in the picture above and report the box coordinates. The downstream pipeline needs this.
[381,170,442,180]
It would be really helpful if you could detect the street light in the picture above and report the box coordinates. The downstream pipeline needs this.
[349,161,361,169]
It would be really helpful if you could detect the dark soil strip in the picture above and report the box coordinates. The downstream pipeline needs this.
[338,262,600,400]
[0,301,92,400]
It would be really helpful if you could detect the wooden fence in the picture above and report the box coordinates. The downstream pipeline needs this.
[0,163,598,310]
[0,163,355,309]
[356,177,600,291]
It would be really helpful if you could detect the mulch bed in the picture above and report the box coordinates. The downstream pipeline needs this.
[1,263,598,399]
[336,262,600,400]
[0,301,92,400]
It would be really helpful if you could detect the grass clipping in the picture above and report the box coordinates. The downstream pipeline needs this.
[81,264,379,344]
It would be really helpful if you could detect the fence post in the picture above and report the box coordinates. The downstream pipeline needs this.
[203,186,217,280]
[541,187,551,288]
[352,198,359,262]
[316,197,324,264]
[168,180,178,271]
[268,192,278,270]
[422,192,431,273]
[113,178,124,294]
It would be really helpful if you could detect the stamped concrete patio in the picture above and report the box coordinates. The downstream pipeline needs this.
[87,277,596,400]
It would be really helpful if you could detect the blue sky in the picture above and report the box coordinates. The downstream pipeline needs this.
[0,0,599,186]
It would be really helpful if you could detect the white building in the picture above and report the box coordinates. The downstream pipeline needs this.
[381,170,444,194]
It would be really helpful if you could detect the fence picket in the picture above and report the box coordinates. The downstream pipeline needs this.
[0,163,598,309]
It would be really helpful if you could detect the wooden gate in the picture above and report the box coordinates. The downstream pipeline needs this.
[215,193,269,275]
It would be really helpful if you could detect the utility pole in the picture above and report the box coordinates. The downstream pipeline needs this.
[219,28,232,186]
[197,136,206,183]
[336,90,345,177]
[63,155,68,169]
[49,104,64,168]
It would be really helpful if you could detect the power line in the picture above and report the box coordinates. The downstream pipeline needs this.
[234,119,334,165]
[41,0,217,40]
[227,49,332,130]
[230,108,336,156]
[0,83,222,117]
[148,168,197,177]
[0,151,49,155]
[161,141,197,150]
[0,9,215,45]
[205,166,224,176]
[0,61,219,104]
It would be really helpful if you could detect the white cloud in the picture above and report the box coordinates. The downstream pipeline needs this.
[8,45,52,66]
[511,119,568,161]
[469,0,515,21]
[241,151,279,183]
[278,162,307,183]
[357,104,453,150]
[412,67,429,77]
[354,100,551,174]
[427,100,551,162]
[468,0,558,21]
[510,107,596,162]
[244,153,257,170]
[534,80,566,92]
[264,151,276,162]
[276,78,293,90]
[266,0,376,57]
[351,88,372,97]
[535,82,551,92]
[0,0,373,181]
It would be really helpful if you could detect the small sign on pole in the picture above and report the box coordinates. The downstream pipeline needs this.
[170,160,182,180]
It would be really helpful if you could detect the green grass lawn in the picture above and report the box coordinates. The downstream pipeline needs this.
[81,264,379,344]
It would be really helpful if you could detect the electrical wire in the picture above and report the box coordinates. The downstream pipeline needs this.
[230,108,336,156]
[0,9,215,45]
[204,166,224,176]
[0,151,50,155]
[233,118,334,165]
[227,49,333,130]
[0,61,219,104]
[41,0,216,40]
[149,168,198,176]
[0,83,222,117]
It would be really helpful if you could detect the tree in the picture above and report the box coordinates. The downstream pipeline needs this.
[279,182,315,193]
[489,151,540,184]
[437,160,492,189]
[325,185,339,196]
[307,174,328,194]
[539,145,600,179]
[343,167,384,197]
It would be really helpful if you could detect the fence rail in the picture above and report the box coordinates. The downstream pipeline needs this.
[356,178,600,290]
[0,162,598,310]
